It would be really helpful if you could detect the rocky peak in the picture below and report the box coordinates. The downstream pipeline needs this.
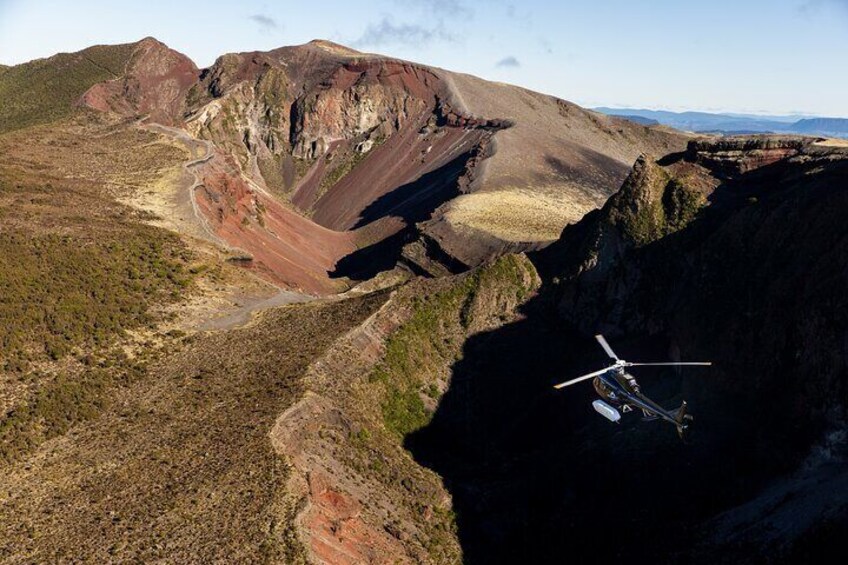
[305,39,362,56]
[600,154,715,248]
[80,37,198,124]
[136,36,166,49]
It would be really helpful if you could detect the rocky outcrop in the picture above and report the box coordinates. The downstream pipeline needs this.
[534,149,719,306]
[685,135,812,178]
[289,61,436,159]
[531,142,848,559]
[81,37,198,125]
[536,138,840,335]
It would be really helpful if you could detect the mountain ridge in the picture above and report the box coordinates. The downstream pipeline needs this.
[6,36,687,294]
[596,106,848,138]
[4,37,844,563]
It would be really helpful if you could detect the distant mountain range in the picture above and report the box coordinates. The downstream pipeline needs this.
[594,107,848,138]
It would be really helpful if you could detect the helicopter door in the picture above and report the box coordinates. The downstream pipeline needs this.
[593,377,618,402]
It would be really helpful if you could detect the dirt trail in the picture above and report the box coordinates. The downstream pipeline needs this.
[197,288,314,331]
[142,123,316,329]
[143,123,229,249]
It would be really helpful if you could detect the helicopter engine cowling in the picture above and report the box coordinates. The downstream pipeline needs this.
[592,399,622,423]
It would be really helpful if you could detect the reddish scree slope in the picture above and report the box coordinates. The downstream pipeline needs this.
[192,156,356,294]
[182,50,502,293]
[284,59,503,235]
[304,113,488,231]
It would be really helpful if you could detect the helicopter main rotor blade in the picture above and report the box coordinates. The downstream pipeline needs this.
[595,334,620,361]
[553,366,615,389]
[625,362,712,367]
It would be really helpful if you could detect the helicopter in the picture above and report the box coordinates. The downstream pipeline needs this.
[553,335,711,440]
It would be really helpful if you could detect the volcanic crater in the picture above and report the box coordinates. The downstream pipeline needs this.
[78,38,688,295]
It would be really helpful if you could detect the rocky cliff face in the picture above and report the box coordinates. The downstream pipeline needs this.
[521,136,848,560]
[539,138,848,415]
[366,136,848,564]
[685,136,809,178]
[272,255,540,563]
[538,136,843,340]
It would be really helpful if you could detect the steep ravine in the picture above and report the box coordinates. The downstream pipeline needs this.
[398,138,848,564]
[272,255,540,563]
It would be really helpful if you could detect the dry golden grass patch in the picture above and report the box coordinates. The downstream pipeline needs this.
[0,113,188,200]
[813,138,848,148]
[445,187,599,242]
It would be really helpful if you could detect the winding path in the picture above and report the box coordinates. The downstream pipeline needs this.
[143,123,315,330]
[143,123,228,248]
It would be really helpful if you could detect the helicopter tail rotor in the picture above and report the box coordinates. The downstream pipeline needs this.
[672,401,694,442]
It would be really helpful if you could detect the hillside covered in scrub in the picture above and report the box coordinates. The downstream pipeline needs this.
[1,35,847,564]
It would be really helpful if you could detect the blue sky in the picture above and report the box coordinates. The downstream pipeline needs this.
[1,0,847,117]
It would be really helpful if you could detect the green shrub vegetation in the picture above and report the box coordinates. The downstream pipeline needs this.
[0,228,191,369]
[370,255,533,437]
[662,178,706,230]
[0,42,136,133]
[258,154,287,195]
[0,224,193,464]
[348,256,533,561]
[617,164,707,246]
[0,355,149,465]
[372,277,475,436]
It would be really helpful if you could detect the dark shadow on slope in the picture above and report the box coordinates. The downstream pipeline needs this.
[331,150,474,280]
[404,292,764,564]
[331,229,415,281]
[405,154,848,564]
[351,150,474,230]
[544,148,627,197]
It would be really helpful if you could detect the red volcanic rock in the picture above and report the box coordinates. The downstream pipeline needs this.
[288,59,450,160]
[303,471,406,565]
[192,153,355,295]
[685,136,811,178]
[81,37,198,124]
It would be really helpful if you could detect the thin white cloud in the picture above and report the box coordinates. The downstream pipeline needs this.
[249,13,278,31]
[352,17,456,48]
[399,0,472,19]
[353,0,470,49]
[798,0,848,15]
